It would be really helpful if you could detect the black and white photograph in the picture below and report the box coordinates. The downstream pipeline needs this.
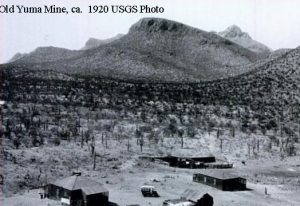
[0,0,300,205]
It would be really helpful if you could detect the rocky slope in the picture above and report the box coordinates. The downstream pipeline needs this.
[218,25,271,55]
[7,53,27,63]
[4,18,261,82]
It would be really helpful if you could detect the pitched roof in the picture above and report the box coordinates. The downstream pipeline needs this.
[51,175,108,194]
[181,189,204,202]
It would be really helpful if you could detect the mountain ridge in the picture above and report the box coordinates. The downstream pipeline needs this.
[218,25,271,55]
[5,17,261,82]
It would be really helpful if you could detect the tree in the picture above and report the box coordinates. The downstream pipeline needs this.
[127,135,131,152]
[169,119,177,138]
[231,126,235,138]
[249,124,257,134]
[187,125,196,138]
[135,129,142,145]
[220,138,224,153]
[140,135,144,153]
[90,136,95,157]
[178,129,184,148]
[13,137,21,149]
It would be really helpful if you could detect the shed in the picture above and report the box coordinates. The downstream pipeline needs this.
[44,174,109,206]
[180,189,204,203]
[193,170,246,191]
[162,199,193,206]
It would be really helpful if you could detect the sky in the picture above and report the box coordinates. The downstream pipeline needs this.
[1,0,300,63]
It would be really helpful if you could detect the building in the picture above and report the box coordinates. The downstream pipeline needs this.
[44,174,109,206]
[162,199,193,206]
[139,155,216,168]
[180,189,204,204]
[163,189,212,206]
[193,170,246,191]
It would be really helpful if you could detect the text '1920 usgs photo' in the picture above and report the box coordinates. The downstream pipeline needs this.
[0,0,300,206]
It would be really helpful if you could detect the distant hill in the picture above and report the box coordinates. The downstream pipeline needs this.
[81,34,124,50]
[5,18,260,82]
[10,46,82,64]
[218,25,271,55]
[7,53,27,63]
[269,48,291,59]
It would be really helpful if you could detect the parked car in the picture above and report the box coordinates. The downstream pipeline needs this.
[141,185,160,197]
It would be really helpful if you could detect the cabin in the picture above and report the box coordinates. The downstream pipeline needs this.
[193,170,246,191]
[44,174,109,206]
[163,189,213,206]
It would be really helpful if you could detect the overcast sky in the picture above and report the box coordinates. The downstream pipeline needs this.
[1,0,300,63]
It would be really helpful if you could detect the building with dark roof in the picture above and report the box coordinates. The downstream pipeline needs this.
[44,174,109,206]
[193,170,246,191]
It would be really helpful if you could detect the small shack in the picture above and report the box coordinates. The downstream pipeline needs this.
[44,174,109,206]
[193,170,246,191]
[163,189,212,206]
[180,189,204,204]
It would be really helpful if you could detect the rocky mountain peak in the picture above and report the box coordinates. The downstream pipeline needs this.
[218,25,270,54]
[220,25,251,39]
[128,17,195,35]
[81,34,124,50]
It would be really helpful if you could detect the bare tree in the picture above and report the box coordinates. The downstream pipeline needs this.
[220,138,224,153]
[178,129,184,148]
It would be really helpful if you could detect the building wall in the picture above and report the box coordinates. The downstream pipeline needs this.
[193,174,223,190]
[193,174,246,191]
[45,185,70,200]
[223,179,246,191]
[85,193,109,206]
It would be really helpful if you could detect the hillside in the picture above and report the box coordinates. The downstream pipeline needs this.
[5,18,261,82]
[9,46,83,64]
[81,34,124,50]
[218,25,271,55]
[7,53,27,63]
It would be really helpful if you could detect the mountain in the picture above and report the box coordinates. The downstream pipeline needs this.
[269,48,291,59]
[5,18,261,82]
[218,25,271,55]
[81,34,124,50]
[10,46,82,65]
[7,53,27,63]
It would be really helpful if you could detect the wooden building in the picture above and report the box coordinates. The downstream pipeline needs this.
[139,155,216,168]
[193,170,246,191]
[44,174,109,206]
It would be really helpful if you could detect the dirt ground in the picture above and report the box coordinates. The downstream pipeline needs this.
[2,134,300,206]
[3,159,300,206]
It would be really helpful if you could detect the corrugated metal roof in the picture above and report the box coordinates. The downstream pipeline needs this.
[181,189,203,202]
[50,175,108,194]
